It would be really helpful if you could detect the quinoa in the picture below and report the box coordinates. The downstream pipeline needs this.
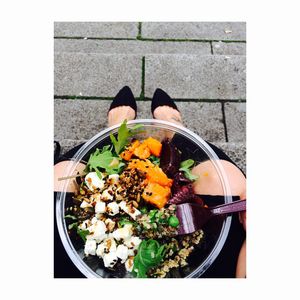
[148,230,204,278]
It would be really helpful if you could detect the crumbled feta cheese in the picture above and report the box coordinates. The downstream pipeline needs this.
[80,200,92,209]
[116,244,129,263]
[90,193,101,202]
[87,220,107,242]
[103,252,118,268]
[91,216,98,224]
[107,202,119,216]
[125,257,134,272]
[85,172,105,192]
[124,236,142,250]
[108,174,119,184]
[95,201,106,214]
[119,201,141,220]
[78,219,91,230]
[112,224,133,241]
[128,249,135,256]
[96,237,117,258]
[84,239,96,256]
[105,218,116,232]
[101,189,114,201]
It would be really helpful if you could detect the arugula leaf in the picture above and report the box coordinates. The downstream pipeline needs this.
[148,155,160,165]
[179,159,199,181]
[85,146,125,175]
[110,120,143,154]
[132,239,165,278]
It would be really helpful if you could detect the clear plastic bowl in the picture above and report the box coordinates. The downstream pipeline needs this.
[56,119,232,278]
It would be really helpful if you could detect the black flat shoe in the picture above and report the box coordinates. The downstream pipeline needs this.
[109,86,137,118]
[151,88,179,115]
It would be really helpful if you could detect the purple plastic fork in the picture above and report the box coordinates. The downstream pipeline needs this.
[176,199,246,235]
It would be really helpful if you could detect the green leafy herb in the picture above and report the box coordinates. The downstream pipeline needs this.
[148,209,158,221]
[77,228,90,242]
[148,155,160,165]
[179,159,199,181]
[110,120,143,154]
[118,217,133,227]
[65,214,77,220]
[85,146,125,175]
[67,222,90,242]
[133,239,166,278]
[140,207,148,214]
[68,222,78,230]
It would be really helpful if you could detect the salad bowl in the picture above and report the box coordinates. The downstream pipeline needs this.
[56,119,233,278]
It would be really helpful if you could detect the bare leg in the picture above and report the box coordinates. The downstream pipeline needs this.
[191,159,246,278]
[54,161,86,193]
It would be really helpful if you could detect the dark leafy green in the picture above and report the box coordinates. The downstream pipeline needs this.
[67,222,90,242]
[110,120,143,154]
[149,155,160,165]
[85,145,125,175]
[179,159,199,181]
[133,239,166,278]
[118,217,134,227]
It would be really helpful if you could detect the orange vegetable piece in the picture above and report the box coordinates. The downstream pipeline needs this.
[144,137,162,157]
[147,165,173,187]
[133,142,151,159]
[127,159,173,187]
[142,183,171,209]
[120,140,140,161]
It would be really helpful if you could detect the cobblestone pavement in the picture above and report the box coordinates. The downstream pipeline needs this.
[54,22,246,173]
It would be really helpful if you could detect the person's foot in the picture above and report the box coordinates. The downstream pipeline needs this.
[108,86,137,127]
[151,88,183,126]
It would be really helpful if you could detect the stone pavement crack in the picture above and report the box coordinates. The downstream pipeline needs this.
[54,36,246,43]
[140,56,145,100]
[210,41,214,54]
[221,102,229,142]
[137,22,142,39]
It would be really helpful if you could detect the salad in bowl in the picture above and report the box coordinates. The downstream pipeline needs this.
[56,120,232,278]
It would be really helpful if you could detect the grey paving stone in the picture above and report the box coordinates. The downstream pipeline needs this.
[54,100,225,142]
[145,55,246,99]
[212,42,246,55]
[137,101,225,142]
[54,39,211,55]
[54,53,141,97]
[54,99,111,141]
[142,22,246,41]
[224,102,246,142]
[54,22,138,38]
[214,142,246,174]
